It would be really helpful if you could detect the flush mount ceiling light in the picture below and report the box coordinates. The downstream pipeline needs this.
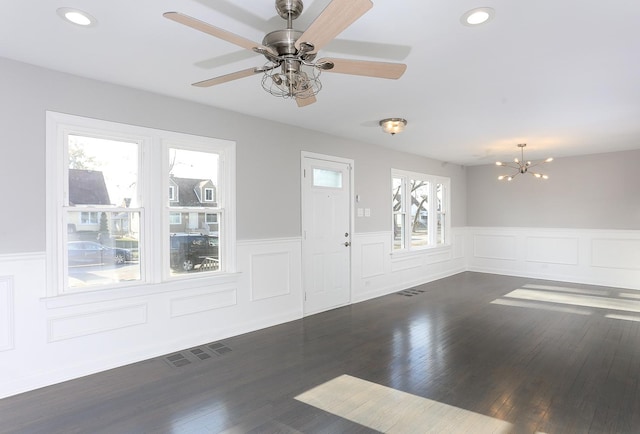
[56,7,97,27]
[496,144,553,181]
[379,118,407,135]
[461,7,495,26]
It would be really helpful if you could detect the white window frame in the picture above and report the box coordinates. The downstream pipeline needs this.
[168,185,177,202]
[45,111,236,298]
[391,169,451,253]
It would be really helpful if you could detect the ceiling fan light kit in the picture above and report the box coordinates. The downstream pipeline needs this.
[380,118,407,135]
[496,143,553,181]
[164,0,407,107]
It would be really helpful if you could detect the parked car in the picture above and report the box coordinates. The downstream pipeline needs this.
[67,241,133,266]
[170,233,219,272]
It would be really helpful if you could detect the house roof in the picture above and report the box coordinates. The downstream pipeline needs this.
[69,169,111,206]
[171,177,215,206]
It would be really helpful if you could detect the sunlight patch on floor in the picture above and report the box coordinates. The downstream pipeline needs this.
[491,298,593,315]
[619,292,640,300]
[295,374,513,433]
[522,283,609,296]
[505,289,640,313]
[605,313,640,322]
[492,284,640,322]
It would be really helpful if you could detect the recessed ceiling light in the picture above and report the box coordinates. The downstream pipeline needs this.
[57,7,97,27]
[461,7,495,26]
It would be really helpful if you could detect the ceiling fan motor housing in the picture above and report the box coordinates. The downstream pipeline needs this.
[276,0,304,20]
[262,29,303,56]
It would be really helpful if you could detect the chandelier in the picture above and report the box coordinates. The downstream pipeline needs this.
[496,144,553,181]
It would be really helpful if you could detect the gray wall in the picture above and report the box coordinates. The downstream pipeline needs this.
[466,149,640,229]
[0,57,466,254]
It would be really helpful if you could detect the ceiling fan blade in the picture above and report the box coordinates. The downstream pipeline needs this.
[192,67,259,87]
[321,58,407,79]
[296,95,317,107]
[295,0,373,54]
[164,12,277,56]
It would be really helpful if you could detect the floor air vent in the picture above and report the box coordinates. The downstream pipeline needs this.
[163,342,232,368]
[397,289,426,297]
[207,342,233,355]
[164,352,192,368]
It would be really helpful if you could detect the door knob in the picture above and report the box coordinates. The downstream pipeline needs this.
[344,241,351,247]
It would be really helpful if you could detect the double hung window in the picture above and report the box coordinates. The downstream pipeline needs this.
[46,112,235,295]
[392,169,450,252]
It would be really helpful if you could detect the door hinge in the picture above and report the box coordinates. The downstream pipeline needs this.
[304,292,307,301]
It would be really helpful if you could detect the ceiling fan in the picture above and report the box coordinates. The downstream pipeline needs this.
[164,0,407,107]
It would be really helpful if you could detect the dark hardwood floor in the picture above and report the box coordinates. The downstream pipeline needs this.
[1,272,639,433]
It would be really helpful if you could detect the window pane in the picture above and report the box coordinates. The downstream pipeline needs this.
[392,177,404,251]
[410,180,429,247]
[313,168,342,188]
[436,183,445,245]
[68,135,138,207]
[67,211,141,289]
[437,213,445,245]
[169,222,219,275]
[393,213,405,250]
[168,148,221,276]
[392,177,403,212]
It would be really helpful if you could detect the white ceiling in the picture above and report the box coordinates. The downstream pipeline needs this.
[1,0,639,165]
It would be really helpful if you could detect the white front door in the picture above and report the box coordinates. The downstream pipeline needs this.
[302,154,352,315]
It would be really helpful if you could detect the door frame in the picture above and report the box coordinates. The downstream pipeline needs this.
[300,151,355,316]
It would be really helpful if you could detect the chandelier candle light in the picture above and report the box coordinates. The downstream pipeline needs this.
[496,143,553,181]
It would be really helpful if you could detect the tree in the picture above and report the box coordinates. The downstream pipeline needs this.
[97,212,110,245]
[68,144,96,170]
[393,180,429,232]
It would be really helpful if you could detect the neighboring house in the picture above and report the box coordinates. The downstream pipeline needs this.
[68,169,111,233]
[169,176,218,233]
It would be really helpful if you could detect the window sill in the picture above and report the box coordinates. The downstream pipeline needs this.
[42,272,242,309]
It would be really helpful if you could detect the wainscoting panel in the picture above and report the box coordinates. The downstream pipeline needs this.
[453,232,465,259]
[424,250,452,265]
[48,304,148,342]
[360,242,385,279]
[467,228,640,290]
[170,288,237,317]
[391,255,424,272]
[526,236,579,265]
[0,277,14,352]
[474,234,517,261]
[591,238,640,270]
[250,251,291,301]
